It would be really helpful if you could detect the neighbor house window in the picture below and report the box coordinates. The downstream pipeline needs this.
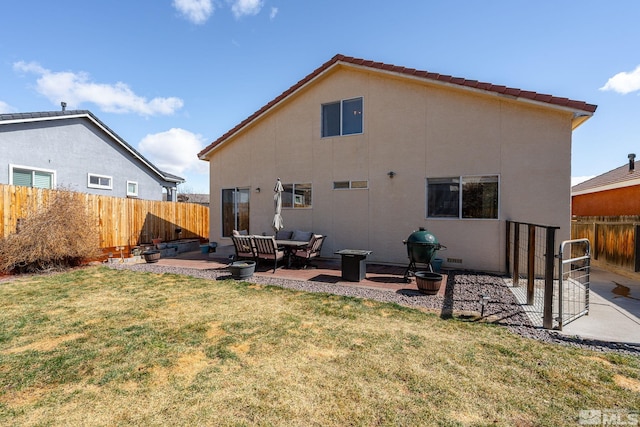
[9,164,55,189]
[333,180,368,189]
[427,175,499,219]
[88,173,112,190]
[282,183,312,208]
[322,97,363,137]
[127,181,138,197]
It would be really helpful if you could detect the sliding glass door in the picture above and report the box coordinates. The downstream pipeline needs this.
[222,188,250,237]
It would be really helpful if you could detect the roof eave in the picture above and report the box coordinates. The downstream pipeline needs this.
[571,112,594,130]
[345,61,598,122]
[198,54,597,159]
[2,111,185,184]
[572,176,640,196]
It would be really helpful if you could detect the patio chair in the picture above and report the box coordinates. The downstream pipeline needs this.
[231,235,256,262]
[253,235,285,273]
[292,234,325,269]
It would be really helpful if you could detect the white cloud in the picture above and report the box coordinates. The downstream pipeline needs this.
[270,6,278,20]
[173,0,214,24]
[600,65,640,94]
[138,128,208,177]
[13,61,183,116]
[0,100,16,113]
[571,176,595,187]
[172,0,266,23]
[230,0,263,18]
[13,61,47,75]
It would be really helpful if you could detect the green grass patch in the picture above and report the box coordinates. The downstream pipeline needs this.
[0,266,638,426]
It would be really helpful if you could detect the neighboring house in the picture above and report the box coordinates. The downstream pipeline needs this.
[198,54,596,272]
[176,193,210,207]
[572,154,640,216]
[0,110,184,201]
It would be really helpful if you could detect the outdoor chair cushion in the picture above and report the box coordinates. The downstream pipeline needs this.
[275,230,293,240]
[291,230,313,242]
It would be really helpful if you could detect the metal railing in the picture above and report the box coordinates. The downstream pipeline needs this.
[556,239,590,330]
[505,221,559,329]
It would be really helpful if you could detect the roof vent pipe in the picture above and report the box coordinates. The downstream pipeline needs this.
[629,153,636,173]
[61,102,67,112]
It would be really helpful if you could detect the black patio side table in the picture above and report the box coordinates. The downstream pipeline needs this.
[334,249,372,282]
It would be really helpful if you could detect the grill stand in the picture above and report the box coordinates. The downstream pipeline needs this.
[404,261,433,283]
[402,240,446,283]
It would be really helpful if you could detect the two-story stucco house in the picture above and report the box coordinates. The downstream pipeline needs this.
[198,54,596,273]
[0,110,184,201]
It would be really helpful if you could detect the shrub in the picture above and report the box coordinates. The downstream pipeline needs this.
[0,189,102,274]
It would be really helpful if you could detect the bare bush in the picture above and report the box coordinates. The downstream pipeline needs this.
[0,189,102,274]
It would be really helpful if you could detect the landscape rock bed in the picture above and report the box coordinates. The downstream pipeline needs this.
[108,263,640,356]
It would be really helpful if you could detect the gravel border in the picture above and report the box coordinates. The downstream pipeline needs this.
[108,263,640,356]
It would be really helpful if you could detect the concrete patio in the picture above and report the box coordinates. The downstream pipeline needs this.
[150,244,447,297]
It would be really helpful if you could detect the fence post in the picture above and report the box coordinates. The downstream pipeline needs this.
[513,223,520,285]
[527,224,536,305]
[506,221,511,273]
[635,224,640,273]
[593,223,599,260]
[543,226,557,329]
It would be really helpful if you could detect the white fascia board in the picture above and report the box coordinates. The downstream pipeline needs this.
[572,178,640,196]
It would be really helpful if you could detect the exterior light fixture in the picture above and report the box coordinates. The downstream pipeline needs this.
[255,187,261,193]
[387,171,396,178]
[479,294,490,317]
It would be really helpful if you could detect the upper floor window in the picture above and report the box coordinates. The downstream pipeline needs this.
[322,97,363,137]
[127,181,138,197]
[88,173,112,190]
[9,164,55,189]
[427,175,499,219]
[282,183,312,208]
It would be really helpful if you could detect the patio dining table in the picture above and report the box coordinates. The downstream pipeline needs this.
[276,240,309,268]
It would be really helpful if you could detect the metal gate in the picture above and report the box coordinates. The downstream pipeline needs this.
[556,239,591,330]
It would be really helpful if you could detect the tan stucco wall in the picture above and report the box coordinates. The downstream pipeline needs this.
[206,66,574,273]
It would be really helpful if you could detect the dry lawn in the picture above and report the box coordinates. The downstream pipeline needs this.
[0,266,638,426]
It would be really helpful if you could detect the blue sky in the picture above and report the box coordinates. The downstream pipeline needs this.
[2,1,639,193]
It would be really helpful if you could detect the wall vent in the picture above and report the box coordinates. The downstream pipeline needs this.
[447,258,462,264]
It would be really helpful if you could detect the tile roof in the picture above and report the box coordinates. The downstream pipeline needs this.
[0,110,184,184]
[198,53,597,159]
[572,161,640,194]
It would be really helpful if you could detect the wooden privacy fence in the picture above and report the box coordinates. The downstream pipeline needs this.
[0,184,209,250]
[571,216,640,272]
